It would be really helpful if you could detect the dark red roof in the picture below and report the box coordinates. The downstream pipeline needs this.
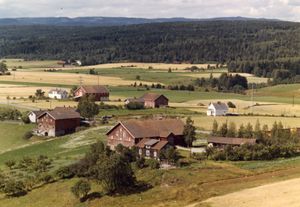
[208,137,257,145]
[141,93,168,101]
[78,85,109,94]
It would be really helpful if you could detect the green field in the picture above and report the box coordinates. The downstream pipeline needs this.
[0,123,107,166]
[0,122,35,153]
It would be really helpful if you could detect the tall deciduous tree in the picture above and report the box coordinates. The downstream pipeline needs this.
[77,95,99,119]
[183,117,196,149]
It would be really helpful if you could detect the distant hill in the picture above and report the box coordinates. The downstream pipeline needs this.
[0,16,282,26]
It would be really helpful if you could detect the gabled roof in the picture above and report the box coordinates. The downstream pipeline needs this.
[208,137,256,145]
[29,110,46,117]
[107,119,184,139]
[37,107,80,120]
[49,88,68,94]
[210,102,228,111]
[136,138,169,150]
[141,93,168,102]
[77,85,109,94]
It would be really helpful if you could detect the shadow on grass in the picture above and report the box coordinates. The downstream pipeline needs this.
[108,181,153,197]
[81,192,102,202]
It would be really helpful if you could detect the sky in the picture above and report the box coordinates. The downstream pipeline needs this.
[1,0,300,21]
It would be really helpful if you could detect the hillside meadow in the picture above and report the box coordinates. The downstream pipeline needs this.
[2,132,300,207]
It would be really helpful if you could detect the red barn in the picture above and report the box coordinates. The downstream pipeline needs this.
[141,93,168,108]
[106,119,185,154]
[37,107,81,137]
[74,85,109,101]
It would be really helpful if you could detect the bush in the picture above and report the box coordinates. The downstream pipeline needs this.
[39,174,54,184]
[21,112,30,124]
[125,102,144,110]
[3,179,27,197]
[227,101,236,108]
[146,159,160,169]
[5,160,16,170]
[56,166,75,179]
[23,131,33,140]
[71,179,91,201]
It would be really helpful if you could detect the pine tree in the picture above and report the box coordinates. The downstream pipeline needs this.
[226,122,236,137]
[212,120,218,136]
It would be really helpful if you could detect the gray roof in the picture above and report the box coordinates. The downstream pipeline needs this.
[145,139,159,146]
[211,102,228,111]
[49,88,68,94]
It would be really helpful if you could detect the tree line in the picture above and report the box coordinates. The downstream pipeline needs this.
[1,20,300,70]
[208,120,300,161]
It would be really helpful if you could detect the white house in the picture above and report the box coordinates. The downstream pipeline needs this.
[48,89,68,100]
[207,102,228,116]
[28,110,46,123]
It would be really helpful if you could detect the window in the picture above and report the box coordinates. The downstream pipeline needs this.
[154,151,157,158]
[146,150,150,157]
[139,149,142,155]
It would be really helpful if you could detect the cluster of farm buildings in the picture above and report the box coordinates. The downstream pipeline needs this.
[27,84,251,159]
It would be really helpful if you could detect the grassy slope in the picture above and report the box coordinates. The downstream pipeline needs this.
[0,123,35,153]
[0,124,107,166]
[3,158,300,207]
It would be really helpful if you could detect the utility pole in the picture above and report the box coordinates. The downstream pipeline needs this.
[251,84,254,114]
[79,76,83,86]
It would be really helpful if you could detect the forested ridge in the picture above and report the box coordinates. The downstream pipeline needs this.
[1,20,300,78]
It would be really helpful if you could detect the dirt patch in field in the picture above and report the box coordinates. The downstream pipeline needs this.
[202,177,300,207]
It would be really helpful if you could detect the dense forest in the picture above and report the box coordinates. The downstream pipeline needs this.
[1,20,300,77]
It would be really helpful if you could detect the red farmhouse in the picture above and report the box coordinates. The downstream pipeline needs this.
[37,107,81,137]
[106,119,185,156]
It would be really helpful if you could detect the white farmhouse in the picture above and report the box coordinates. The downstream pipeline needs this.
[28,110,46,123]
[48,89,68,100]
[207,102,228,116]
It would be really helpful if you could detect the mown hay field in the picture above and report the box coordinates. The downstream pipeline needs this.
[0,71,153,86]
[192,115,300,131]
